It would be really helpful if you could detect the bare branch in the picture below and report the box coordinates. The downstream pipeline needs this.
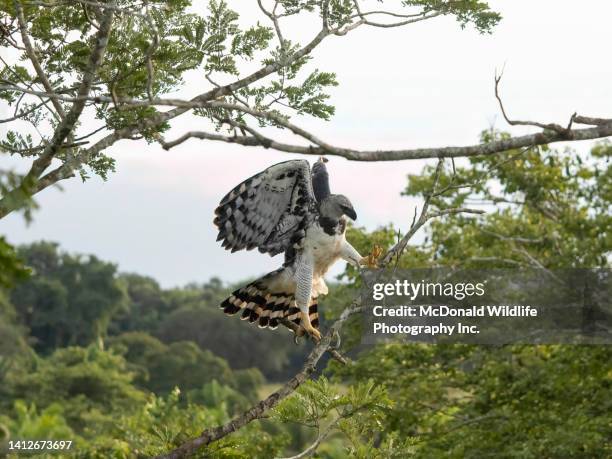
[573,115,612,126]
[494,69,567,134]
[349,0,443,29]
[359,11,443,29]
[257,0,288,53]
[427,208,485,219]
[381,159,484,265]
[156,102,612,162]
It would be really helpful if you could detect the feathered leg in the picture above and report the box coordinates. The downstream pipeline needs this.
[295,254,321,342]
[341,240,381,268]
[340,239,363,267]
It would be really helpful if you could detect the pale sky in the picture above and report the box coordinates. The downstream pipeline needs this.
[1,1,611,287]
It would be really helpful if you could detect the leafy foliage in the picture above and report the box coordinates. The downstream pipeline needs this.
[402,0,501,32]
[0,0,501,206]
[402,137,611,269]
[326,139,612,457]
[0,1,608,456]
[108,332,234,396]
[0,237,30,288]
[0,401,78,457]
[3,346,145,432]
[88,385,288,458]
[334,343,612,458]
[11,242,128,352]
[272,377,417,458]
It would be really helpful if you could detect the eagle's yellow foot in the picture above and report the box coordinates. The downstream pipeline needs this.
[300,311,321,343]
[361,244,383,268]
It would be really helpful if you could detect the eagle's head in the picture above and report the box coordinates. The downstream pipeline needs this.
[319,194,357,221]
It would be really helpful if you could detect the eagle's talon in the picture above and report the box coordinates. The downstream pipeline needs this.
[307,327,322,343]
[331,329,341,349]
[361,244,383,268]
[300,311,321,343]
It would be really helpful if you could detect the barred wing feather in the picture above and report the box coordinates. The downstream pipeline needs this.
[214,160,316,256]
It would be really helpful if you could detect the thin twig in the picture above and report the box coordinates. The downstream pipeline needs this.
[381,159,483,265]
[276,417,341,459]
[494,69,568,135]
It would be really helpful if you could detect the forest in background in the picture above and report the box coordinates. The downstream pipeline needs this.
[0,0,611,455]
[1,142,611,458]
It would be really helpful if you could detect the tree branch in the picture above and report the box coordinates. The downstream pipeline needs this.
[7,83,609,169]
[350,0,443,29]
[2,1,611,226]
[3,86,610,220]
[494,69,568,134]
[278,318,349,365]
[152,303,362,459]
[152,157,482,458]
[156,112,612,162]
[277,417,341,459]
[0,24,332,218]
[0,98,49,123]
[381,159,484,265]
[17,2,114,180]
[14,0,66,119]
[0,3,116,216]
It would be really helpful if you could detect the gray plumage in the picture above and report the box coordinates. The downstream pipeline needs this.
[215,158,362,338]
[214,160,314,256]
[311,157,331,202]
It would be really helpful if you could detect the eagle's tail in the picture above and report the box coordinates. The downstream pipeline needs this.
[220,268,319,333]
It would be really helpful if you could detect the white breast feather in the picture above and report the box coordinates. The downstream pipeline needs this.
[303,223,345,278]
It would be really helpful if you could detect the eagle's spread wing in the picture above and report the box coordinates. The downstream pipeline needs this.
[214,160,316,256]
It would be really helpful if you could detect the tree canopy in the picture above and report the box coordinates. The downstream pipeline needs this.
[1,0,611,224]
[1,138,610,458]
[1,1,611,458]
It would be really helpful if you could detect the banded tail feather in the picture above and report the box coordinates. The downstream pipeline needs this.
[220,271,319,334]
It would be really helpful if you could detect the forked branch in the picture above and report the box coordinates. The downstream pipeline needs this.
[153,159,483,459]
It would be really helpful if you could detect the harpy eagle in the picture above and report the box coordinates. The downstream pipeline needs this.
[214,158,367,341]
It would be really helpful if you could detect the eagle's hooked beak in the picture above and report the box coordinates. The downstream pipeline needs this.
[344,205,357,221]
